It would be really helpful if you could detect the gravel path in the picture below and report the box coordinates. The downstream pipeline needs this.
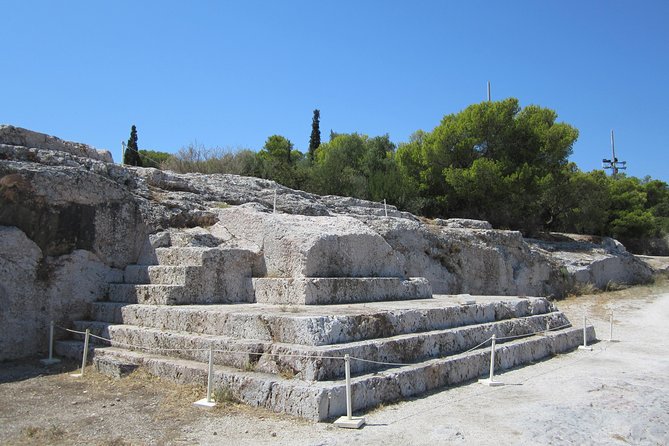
[1,285,668,445]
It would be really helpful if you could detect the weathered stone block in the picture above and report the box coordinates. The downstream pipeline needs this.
[253,277,432,305]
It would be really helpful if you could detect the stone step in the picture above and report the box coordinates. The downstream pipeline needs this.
[253,277,432,305]
[107,283,188,305]
[71,311,571,381]
[87,324,596,421]
[154,247,208,266]
[88,296,555,345]
[54,339,95,361]
[123,265,193,285]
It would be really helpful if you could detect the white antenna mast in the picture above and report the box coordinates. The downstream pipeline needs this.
[602,129,627,176]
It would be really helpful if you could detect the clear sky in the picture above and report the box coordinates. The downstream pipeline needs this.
[3,1,668,182]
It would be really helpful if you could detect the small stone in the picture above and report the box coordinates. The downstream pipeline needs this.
[271,433,277,437]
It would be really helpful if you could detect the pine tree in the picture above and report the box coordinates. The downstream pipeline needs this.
[308,109,321,161]
[123,125,143,167]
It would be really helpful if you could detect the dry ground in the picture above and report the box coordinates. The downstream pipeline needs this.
[1,279,668,445]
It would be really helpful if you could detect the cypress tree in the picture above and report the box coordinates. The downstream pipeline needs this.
[308,109,321,161]
[123,125,143,167]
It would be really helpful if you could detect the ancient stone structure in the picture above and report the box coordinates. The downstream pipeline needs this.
[0,127,655,419]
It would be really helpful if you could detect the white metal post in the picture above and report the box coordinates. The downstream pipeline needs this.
[81,329,90,375]
[206,345,214,403]
[334,354,365,428]
[488,334,496,381]
[383,199,388,217]
[41,321,61,365]
[345,354,352,420]
[194,345,217,408]
[273,188,277,213]
[609,312,614,342]
[72,329,90,377]
[479,334,503,386]
[579,313,593,351]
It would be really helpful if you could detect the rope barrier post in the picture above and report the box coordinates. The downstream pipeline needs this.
[194,345,217,408]
[40,321,61,365]
[578,313,593,351]
[334,354,365,429]
[273,187,277,214]
[383,199,388,217]
[71,329,90,377]
[479,334,504,387]
[608,311,617,342]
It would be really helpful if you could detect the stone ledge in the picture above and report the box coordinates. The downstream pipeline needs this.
[253,277,432,305]
[85,324,595,421]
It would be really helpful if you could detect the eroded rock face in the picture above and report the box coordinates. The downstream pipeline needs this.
[0,226,121,361]
[0,125,656,360]
[211,207,402,277]
[0,125,112,163]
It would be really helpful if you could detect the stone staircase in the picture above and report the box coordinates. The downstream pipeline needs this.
[105,246,257,305]
[56,291,594,420]
[54,223,595,421]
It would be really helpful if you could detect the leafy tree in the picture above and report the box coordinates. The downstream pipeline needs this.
[123,125,143,167]
[256,135,305,188]
[138,149,173,169]
[308,109,321,161]
[396,98,578,233]
[309,132,411,206]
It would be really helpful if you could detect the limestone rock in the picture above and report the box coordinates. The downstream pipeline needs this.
[212,206,402,278]
[0,125,112,163]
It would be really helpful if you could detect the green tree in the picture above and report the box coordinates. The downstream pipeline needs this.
[308,109,321,161]
[123,125,143,167]
[396,98,579,232]
[256,135,305,188]
[138,149,173,169]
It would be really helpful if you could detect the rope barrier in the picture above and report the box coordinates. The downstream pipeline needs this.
[48,308,617,427]
[55,319,583,366]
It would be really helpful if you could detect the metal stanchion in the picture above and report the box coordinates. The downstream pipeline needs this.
[41,321,61,365]
[383,199,388,217]
[71,329,90,377]
[578,313,593,351]
[608,311,618,342]
[479,334,504,386]
[334,354,365,428]
[194,345,217,408]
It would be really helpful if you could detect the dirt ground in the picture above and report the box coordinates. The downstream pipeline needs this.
[1,280,668,445]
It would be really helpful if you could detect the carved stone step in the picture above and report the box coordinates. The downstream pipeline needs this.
[76,324,595,421]
[88,295,556,345]
[107,283,188,305]
[123,265,193,285]
[71,311,571,381]
[253,277,432,305]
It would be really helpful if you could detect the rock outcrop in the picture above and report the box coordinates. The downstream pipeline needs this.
[0,126,654,362]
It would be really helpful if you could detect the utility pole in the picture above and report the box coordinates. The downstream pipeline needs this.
[602,129,627,177]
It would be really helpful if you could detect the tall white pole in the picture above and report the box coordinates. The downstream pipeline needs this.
[344,354,352,420]
[487,81,491,102]
[273,188,277,214]
[206,345,214,403]
[80,329,90,376]
[488,334,496,381]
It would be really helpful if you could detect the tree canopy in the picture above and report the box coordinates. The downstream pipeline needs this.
[153,100,669,252]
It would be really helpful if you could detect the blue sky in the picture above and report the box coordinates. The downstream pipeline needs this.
[3,1,668,181]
